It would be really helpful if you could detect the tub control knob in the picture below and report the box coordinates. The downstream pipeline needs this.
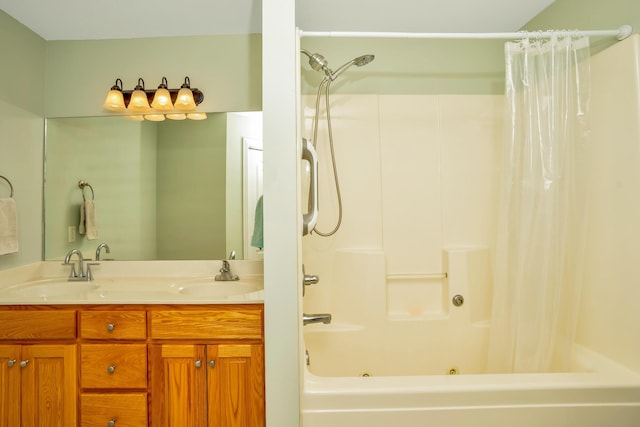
[452,294,464,307]
[302,265,319,297]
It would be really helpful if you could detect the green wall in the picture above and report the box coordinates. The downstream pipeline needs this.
[0,11,45,270]
[45,34,262,117]
[300,37,505,95]
[524,0,639,53]
[300,0,639,96]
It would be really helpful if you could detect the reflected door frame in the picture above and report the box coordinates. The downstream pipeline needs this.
[243,137,264,260]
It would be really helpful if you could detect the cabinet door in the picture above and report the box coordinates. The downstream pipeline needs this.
[21,345,77,427]
[150,344,207,427]
[207,344,265,427]
[0,345,20,427]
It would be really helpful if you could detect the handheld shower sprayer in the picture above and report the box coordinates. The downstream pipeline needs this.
[301,49,375,81]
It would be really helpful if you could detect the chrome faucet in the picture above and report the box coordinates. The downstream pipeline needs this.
[215,252,239,281]
[303,313,332,326]
[95,243,111,260]
[63,249,97,281]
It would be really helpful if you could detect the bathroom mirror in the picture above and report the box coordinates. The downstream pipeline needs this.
[44,112,263,261]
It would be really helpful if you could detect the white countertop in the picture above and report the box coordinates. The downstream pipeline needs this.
[0,260,264,305]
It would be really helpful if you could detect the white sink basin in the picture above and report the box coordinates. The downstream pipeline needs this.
[3,278,99,300]
[1,275,263,302]
[171,277,263,298]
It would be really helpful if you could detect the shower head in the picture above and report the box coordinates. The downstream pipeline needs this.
[301,50,375,81]
[327,54,375,81]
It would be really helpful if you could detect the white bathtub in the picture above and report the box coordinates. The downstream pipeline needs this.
[302,326,640,426]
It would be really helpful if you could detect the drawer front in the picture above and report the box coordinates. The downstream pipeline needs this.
[150,307,263,340]
[80,310,147,339]
[0,310,76,340]
[81,344,147,389]
[81,393,148,427]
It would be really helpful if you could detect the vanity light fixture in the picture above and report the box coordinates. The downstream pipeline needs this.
[103,76,205,121]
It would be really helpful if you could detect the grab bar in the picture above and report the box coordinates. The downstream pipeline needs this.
[302,138,318,235]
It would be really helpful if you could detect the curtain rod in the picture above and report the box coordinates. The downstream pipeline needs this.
[299,25,633,41]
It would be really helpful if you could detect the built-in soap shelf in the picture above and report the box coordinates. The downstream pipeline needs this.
[385,247,492,322]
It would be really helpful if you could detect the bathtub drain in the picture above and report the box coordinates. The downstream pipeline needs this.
[361,372,371,377]
[448,367,459,375]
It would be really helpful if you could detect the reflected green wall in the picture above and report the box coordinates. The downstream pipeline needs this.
[45,117,158,260]
[156,115,227,260]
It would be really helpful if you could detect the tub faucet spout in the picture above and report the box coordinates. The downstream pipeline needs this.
[303,313,332,326]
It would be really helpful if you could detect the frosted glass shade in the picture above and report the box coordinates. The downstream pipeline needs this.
[174,87,196,111]
[186,112,208,120]
[151,87,173,110]
[102,89,126,112]
[128,89,151,112]
[144,114,165,122]
[123,115,144,121]
[166,113,186,120]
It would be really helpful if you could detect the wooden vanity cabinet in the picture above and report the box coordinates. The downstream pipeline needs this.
[79,309,149,427]
[149,306,265,427]
[0,310,78,427]
[0,304,265,427]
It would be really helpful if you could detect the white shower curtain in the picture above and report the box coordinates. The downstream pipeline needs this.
[487,34,591,373]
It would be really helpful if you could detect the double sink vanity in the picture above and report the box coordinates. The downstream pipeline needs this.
[0,258,265,426]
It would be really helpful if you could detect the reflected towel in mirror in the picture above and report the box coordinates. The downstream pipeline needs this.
[0,198,18,255]
[79,200,99,240]
[251,195,263,249]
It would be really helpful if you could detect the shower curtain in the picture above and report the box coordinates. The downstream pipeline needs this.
[487,34,591,373]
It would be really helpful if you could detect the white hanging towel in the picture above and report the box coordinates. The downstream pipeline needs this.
[79,200,99,240]
[0,198,18,255]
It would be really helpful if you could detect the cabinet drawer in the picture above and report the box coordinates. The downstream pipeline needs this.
[81,393,147,427]
[150,307,263,340]
[81,344,147,389]
[0,310,76,339]
[80,310,146,339]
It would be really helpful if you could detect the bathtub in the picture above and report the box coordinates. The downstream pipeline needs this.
[302,326,640,427]
[300,249,640,426]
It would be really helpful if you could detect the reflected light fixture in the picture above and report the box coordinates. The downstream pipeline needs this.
[102,76,205,121]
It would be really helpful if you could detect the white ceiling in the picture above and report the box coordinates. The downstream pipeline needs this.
[0,0,555,41]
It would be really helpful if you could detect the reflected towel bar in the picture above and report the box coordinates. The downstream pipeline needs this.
[0,175,13,198]
[78,180,95,201]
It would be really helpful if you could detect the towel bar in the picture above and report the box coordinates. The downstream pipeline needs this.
[0,175,13,198]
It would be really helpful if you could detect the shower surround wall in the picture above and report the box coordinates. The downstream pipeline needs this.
[302,35,640,377]
[302,93,502,352]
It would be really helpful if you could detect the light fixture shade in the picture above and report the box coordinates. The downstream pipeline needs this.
[128,78,151,112]
[174,88,196,111]
[187,112,208,120]
[123,115,144,121]
[174,77,197,111]
[102,78,126,112]
[151,77,173,111]
[166,113,187,120]
[144,114,165,122]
